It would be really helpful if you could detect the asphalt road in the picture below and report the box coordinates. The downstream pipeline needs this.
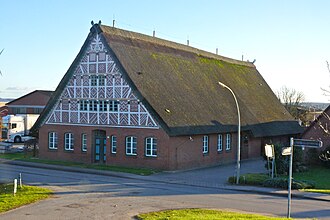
[0,163,329,220]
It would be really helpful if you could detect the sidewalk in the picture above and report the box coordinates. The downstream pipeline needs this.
[1,157,329,202]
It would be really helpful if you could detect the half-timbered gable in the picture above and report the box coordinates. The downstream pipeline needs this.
[45,34,158,128]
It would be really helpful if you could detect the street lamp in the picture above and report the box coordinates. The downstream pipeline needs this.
[218,81,241,184]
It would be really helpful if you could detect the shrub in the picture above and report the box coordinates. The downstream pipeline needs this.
[228,173,268,185]
[264,143,305,175]
[319,146,330,169]
[262,178,315,189]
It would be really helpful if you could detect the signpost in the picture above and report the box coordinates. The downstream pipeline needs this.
[265,144,275,178]
[284,138,323,218]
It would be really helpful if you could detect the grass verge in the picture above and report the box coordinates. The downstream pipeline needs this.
[293,166,330,189]
[0,183,52,213]
[136,209,290,220]
[0,153,158,175]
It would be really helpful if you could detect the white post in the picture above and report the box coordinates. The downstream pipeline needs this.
[19,173,22,188]
[218,81,241,184]
[13,179,17,196]
[287,137,294,218]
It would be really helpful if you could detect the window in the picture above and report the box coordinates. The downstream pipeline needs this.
[226,133,231,150]
[145,137,157,157]
[11,123,17,129]
[65,133,74,151]
[109,100,119,112]
[217,134,223,152]
[91,75,97,86]
[81,133,87,152]
[111,135,117,154]
[89,100,98,111]
[48,132,58,149]
[99,100,108,111]
[79,100,88,111]
[99,75,105,86]
[126,136,137,155]
[202,135,209,154]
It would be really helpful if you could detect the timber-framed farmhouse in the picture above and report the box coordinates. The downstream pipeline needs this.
[33,22,302,170]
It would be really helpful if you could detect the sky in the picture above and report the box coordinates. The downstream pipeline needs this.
[0,0,330,103]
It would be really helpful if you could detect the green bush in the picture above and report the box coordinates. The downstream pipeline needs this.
[262,178,315,189]
[319,146,330,169]
[228,173,268,185]
[264,143,305,175]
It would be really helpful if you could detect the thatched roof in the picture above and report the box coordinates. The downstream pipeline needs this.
[99,24,301,136]
[33,23,302,137]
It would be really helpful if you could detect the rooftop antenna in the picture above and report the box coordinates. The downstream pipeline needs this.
[113,14,115,27]
[153,30,155,37]
[242,54,244,61]
[216,48,218,55]
[187,35,189,46]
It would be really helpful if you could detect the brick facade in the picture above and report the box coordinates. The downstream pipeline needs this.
[39,124,269,171]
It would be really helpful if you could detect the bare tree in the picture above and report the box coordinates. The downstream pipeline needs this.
[277,86,306,124]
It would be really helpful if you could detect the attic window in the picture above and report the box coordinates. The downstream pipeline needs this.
[165,108,171,113]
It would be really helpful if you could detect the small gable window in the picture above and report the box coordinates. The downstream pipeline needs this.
[109,100,119,112]
[91,75,97,86]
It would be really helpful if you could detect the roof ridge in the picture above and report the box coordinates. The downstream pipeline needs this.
[99,24,255,68]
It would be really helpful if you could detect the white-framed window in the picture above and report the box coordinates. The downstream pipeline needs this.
[79,100,88,111]
[109,100,119,112]
[126,136,137,155]
[145,137,157,157]
[48,132,58,149]
[89,100,98,111]
[98,75,105,86]
[99,100,108,111]
[111,135,117,154]
[217,134,223,152]
[65,133,74,151]
[81,133,87,152]
[202,135,209,154]
[226,133,231,150]
[91,75,97,86]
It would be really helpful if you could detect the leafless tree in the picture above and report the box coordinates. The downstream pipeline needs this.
[277,86,306,124]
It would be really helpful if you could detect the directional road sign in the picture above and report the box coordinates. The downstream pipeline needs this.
[293,139,323,148]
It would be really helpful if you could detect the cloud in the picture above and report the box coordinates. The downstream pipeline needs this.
[5,87,33,91]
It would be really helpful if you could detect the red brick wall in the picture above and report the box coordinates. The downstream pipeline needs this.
[39,124,170,170]
[39,124,266,171]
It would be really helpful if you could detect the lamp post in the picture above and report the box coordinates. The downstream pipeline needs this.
[218,81,241,184]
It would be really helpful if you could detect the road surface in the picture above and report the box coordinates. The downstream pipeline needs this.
[0,163,329,219]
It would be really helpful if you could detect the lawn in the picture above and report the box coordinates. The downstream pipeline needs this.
[293,166,330,194]
[0,183,52,213]
[0,152,158,175]
[136,209,291,220]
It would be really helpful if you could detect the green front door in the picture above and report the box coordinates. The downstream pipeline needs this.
[93,130,106,163]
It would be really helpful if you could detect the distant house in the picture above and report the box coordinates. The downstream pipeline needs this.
[6,90,53,115]
[0,104,8,140]
[32,23,302,171]
[302,105,330,149]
